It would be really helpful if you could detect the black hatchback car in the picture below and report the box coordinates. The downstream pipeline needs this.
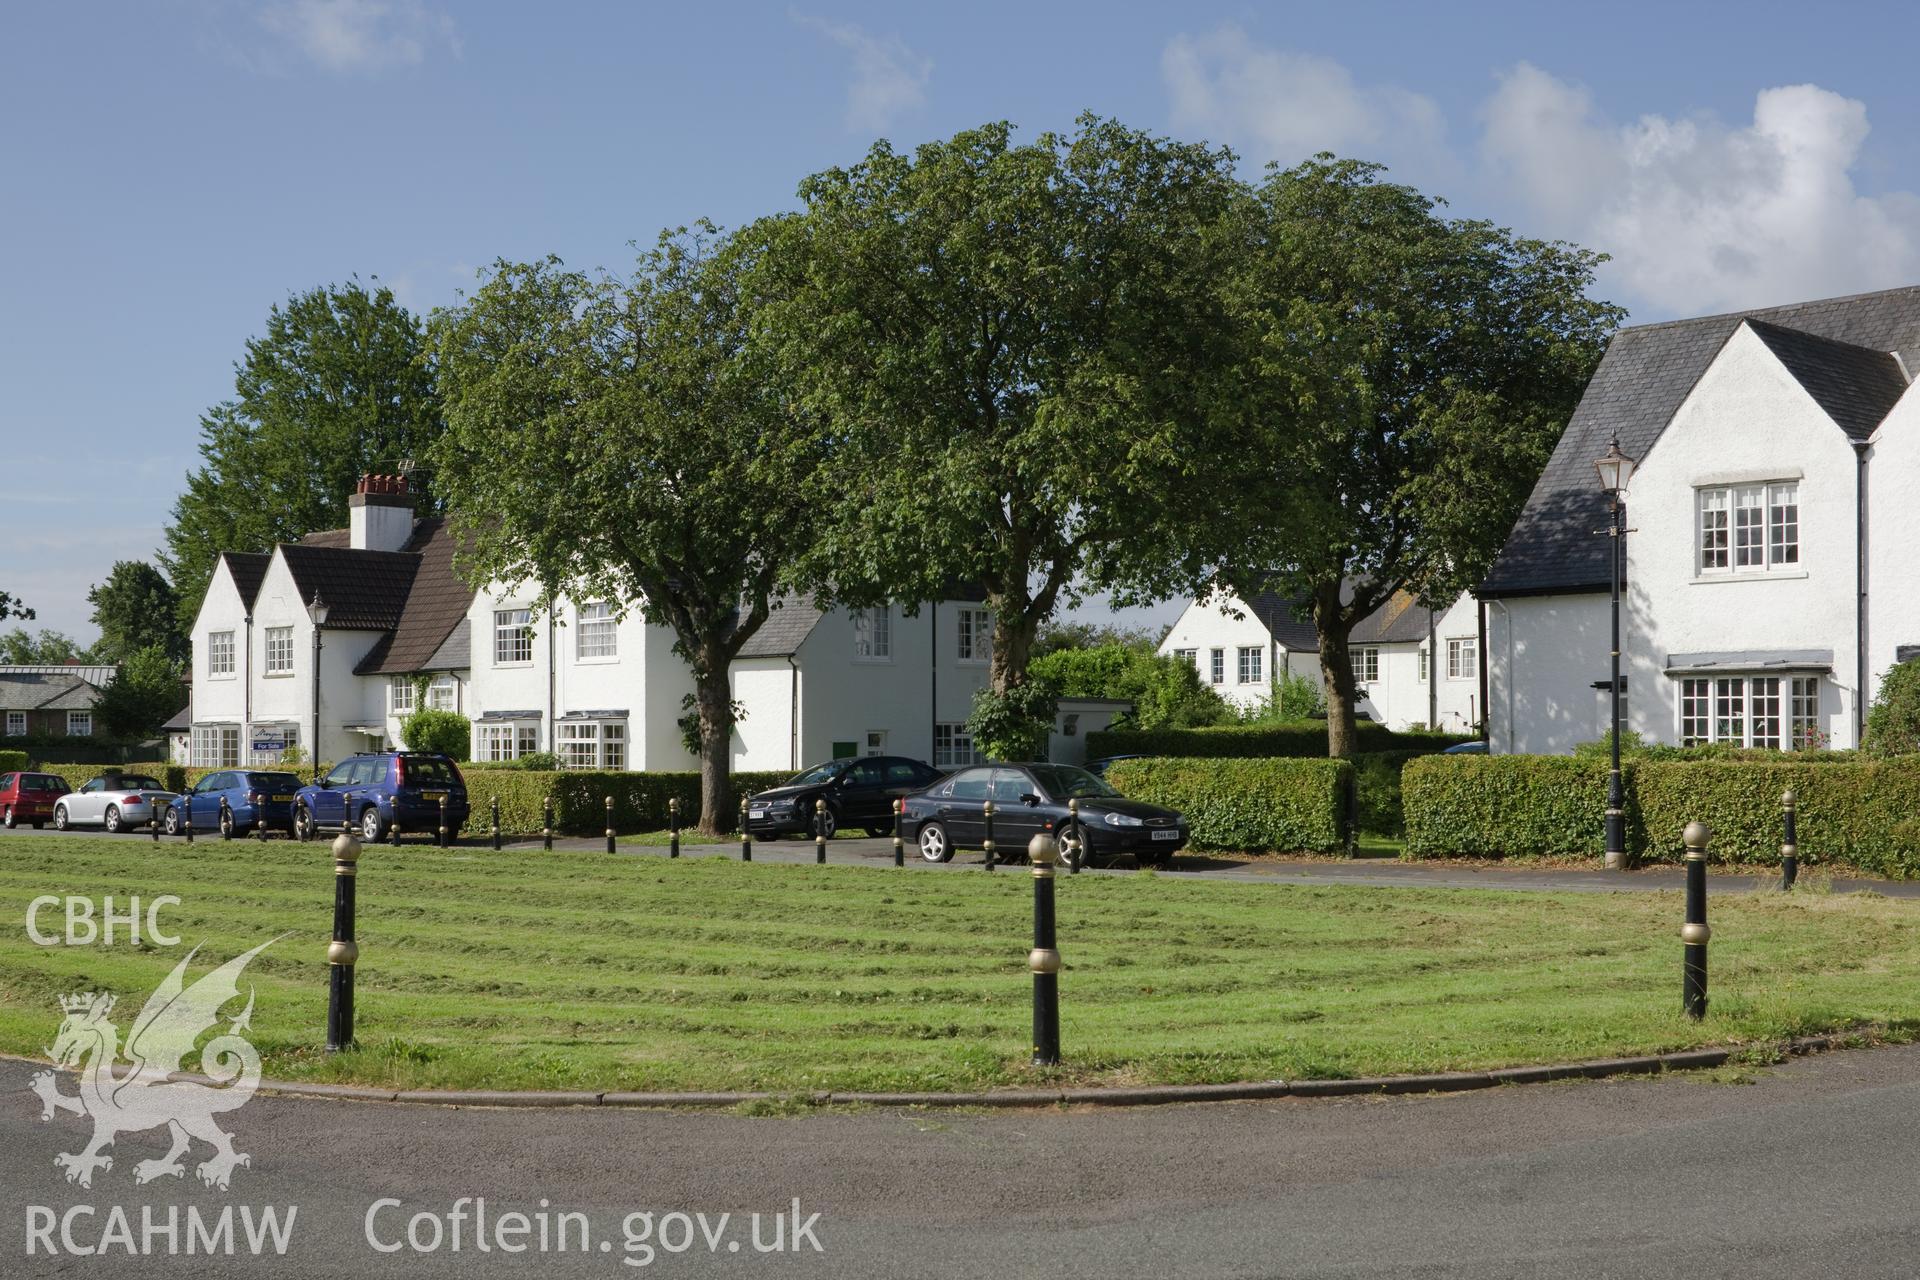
[901,762,1189,868]
[745,756,946,839]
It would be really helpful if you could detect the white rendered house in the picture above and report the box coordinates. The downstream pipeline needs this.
[1480,286,1920,754]
[1158,587,1482,733]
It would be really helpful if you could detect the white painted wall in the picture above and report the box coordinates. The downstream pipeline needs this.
[730,659,798,772]
[1156,591,1283,710]
[1625,323,1862,749]
[1485,594,1611,755]
[1865,380,1920,696]
[188,560,250,739]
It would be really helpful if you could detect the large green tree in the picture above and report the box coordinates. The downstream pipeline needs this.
[760,116,1240,750]
[0,629,88,665]
[429,226,825,834]
[1208,157,1622,756]
[160,279,443,631]
[87,561,186,666]
[91,644,185,739]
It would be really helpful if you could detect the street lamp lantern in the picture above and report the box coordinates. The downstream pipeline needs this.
[1593,435,1634,495]
[307,592,330,628]
[1594,435,1636,870]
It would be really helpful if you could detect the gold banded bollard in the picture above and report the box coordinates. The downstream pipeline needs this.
[182,793,194,843]
[491,795,501,851]
[814,798,827,864]
[255,792,267,842]
[1682,820,1711,1020]
[543,794,553,852]
[983,798,997,871]
[1028,832,1062,1064]
[220,796,232,841]
[669,796,680,859]
[740,798,752,862]
[325,830,361,1052]
[437,794,448,848]
[605,795,615,855]
[1065,798,1083,874]
[893,797,904,867]
[1780,789,1798,891]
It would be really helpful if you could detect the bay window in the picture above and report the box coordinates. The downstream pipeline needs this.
[557,719,626,770]
[1680,674,1821,748]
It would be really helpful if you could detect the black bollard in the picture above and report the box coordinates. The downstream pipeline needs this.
[740,798,752,862]
[893,797,904,868]
[183,793,194,843]
[605,795,615,855]
[491,795,501,851]
[669,797,680,859]
[151,804,160,843]
[1682,820,1711,1020]
[1066,798,1083,875]
[254,793,267,843]
[220,796,232,841]
[437,794,448,848]
[325,830,361,1052]
[1028,831,1062,1065]
[814,799,827,864]
[983,798,996,871]
[543,794,553,852]
[1780,788,1798,891]
[389,802,401,847]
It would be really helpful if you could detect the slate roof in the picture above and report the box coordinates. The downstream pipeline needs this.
[354,521,477,676]
[280,544,419,631]
[736,595,826,659]
[0,673,101,711]
[221,552,270,610]
[1210,587,1437,650]
[1244,593,1320,651]
[1745,321,1910,442]
[1481,285,1920,598]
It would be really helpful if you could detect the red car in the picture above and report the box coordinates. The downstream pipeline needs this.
[0,772,71,829]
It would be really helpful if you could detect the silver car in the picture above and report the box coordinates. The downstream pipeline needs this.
[52,774,179,833]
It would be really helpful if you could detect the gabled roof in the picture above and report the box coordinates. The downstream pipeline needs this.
[1213,587,1435,650]
[0,673,101,711]
[1744,320,1910,442]
[1244,593,1320,651]
[1481,284,1920,598]
[353,520,476,675]
[279,544,419,631]
[736,596,826,659]
[220,552,271,611]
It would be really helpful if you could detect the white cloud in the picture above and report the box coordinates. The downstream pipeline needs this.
[256,0,459,74]
[794,13,931,133]
[1162,25,1450,175]
[1481,63,1920,315]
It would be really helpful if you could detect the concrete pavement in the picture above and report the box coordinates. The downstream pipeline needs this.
[6,1044,1920,1277]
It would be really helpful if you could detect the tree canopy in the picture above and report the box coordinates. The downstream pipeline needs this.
[0,591,31,622]
[428,226,826,832]
[1202,157,1621,755]
[160,279,443,631]
[0,629,90,665]
[91,644,185,739]
[759,115,1242,752]
[87,561,186,666]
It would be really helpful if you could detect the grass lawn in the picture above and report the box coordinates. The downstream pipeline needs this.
[1,834,1916,1094]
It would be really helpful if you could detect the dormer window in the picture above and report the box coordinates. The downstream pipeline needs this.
[1697,482,1798,575]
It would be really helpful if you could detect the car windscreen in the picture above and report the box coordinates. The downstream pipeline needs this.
[1027,766,1119,800]
[246,773,304,790]
[401,758,458,784]
[788,761,845,786]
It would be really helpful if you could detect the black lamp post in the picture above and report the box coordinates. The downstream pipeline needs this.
[307,591,330,784]
[1593,435,1635,871]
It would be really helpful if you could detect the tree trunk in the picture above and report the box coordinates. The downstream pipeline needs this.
[987,604,1039,695]
[1312,590,1361,759]
[692,650,735,836]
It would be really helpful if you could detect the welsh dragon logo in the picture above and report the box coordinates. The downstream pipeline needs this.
[30,938,280,1190]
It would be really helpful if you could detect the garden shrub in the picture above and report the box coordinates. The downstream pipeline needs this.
[1086,721,1472,760]
[1401,755,1611,859]
[458,767,792,834]
[0,750,26,775]
[1104,756,1349,853]
[1862,658,1920,758]
[1350,750,1427,837]
[400,709,472,760]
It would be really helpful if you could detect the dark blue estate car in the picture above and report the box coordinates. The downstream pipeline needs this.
[162,770,304,837]
[293,752,469,843]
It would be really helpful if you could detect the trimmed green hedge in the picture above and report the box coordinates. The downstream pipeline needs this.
[460,767,791,835]
[1403,755,1920,878]
[1105,756,1350,853]
[1351,750,1430,838]
[0,751,26,775]
[1085,722,1472,760]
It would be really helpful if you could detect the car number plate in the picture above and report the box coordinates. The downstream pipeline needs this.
[271,794,293,803]
[423,791,447,802]
[1151,829,1180,841]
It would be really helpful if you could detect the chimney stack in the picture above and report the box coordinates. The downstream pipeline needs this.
[348,473,415,552]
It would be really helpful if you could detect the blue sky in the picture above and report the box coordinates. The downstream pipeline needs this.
[5,1,1920,642]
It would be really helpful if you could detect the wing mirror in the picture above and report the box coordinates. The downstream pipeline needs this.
[1021,792,1041,807]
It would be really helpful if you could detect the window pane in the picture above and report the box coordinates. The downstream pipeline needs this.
[1714,677,1745,745]
[1769,483,1799,566]
[578,602,617,659]
[1733,486,1765,568]
[1790,676,1821,750]
[1698,488,1729,571]
[1751,677,1782,749]
[494,609,533,663]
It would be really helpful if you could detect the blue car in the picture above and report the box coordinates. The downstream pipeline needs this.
[162,770,305,837]
[293,752,469,843]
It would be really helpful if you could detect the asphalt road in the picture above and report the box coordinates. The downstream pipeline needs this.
[5,1045,1919,1278]
[9,821,1918,897]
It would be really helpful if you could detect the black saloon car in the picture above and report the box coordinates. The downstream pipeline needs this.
[901,762,1189,868]
[744,756,947,839]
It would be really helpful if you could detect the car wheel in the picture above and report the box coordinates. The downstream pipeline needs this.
[163,805,182,837]
[815,807,838,840]
[104,805,123,834]
[293,805,314,842]
[917,821,952,863]
[1058,826,1087,871]
[360,806,386,843]
[2,805,13,829]
[53,805,69,831]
